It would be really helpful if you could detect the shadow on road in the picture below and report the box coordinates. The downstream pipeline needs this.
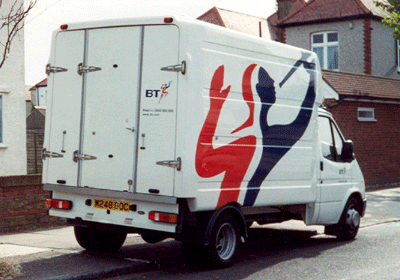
[14,226,351,280]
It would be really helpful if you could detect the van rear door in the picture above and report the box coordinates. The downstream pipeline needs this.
[79,27,142,191]
[135,25,179,196]
[44,30,84,187]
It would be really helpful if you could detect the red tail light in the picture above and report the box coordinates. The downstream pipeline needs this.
[149,211,178,224]
[164,17,173,23]
[46,199,73,210]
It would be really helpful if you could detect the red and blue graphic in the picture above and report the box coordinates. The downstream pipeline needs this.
[159,81,172,103]
[196,53,316,208]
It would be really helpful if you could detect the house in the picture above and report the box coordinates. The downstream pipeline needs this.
[29,78,47,107]
[0,0,27,175]
[26,78,47,174]
[198,0,400,188]
[322,70,400,187]
[273,0,400,188]
[273,0,399,79]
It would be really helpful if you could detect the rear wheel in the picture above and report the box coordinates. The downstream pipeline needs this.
[74,226,127,253]
[183,213,241,269]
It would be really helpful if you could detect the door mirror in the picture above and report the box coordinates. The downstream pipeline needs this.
[341,140,354,162]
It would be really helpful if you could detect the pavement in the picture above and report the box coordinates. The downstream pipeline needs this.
[1,187,400,280]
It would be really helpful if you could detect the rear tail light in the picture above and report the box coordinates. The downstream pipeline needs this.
[46,199,73,210]
[164,17,173,23]
[149,211,178,224]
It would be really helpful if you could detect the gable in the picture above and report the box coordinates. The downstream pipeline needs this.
[198,7,274,39]
[197,6,225,27]
[279,0,386,27]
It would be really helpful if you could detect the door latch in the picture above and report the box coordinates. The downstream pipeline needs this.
[156,157,181,171]
[161,61,186,75]
[77,63,102,75]
[73,150,97,163]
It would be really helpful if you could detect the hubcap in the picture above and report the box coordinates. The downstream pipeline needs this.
[345,207,360,230]
[215,222,236,260]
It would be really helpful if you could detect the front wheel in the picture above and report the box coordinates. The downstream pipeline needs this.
[183,213,241,269]
[74,226,127,253]
[325,197,361,241]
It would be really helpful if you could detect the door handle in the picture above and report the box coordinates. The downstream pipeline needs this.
[140,133,146,150]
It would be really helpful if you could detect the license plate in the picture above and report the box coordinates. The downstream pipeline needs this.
[94,198,130,212]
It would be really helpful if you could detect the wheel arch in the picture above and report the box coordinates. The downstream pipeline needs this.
[203,203,247,246]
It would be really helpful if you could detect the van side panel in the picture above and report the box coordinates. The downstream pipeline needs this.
[179,24,319,211]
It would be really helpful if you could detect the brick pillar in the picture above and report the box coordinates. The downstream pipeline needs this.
[363,18,372,74]
[280,28,286,44]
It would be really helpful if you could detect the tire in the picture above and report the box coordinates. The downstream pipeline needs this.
[74,226,127,253]
[326,197,361,241]
[141,231,168,244]
[183,213,241,269]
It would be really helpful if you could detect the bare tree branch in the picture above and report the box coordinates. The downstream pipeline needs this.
[0,0,37,69]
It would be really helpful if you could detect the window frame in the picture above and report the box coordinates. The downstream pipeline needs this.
[0,94,3,145]
[311,31,339,71]
[397,40,400,72]
[357,107,376,122]
[319,116,345,162]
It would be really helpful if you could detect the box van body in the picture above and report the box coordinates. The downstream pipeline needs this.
[43,16,366,268]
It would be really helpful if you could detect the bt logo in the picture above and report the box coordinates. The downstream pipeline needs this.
[145,81,172,103]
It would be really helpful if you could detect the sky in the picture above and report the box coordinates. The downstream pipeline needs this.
[24,0,277,85]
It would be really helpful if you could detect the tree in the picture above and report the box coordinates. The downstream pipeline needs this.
[0,0,37,69]
[374,0,400,40]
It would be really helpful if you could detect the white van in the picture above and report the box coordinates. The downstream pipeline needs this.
[43,16,366,268]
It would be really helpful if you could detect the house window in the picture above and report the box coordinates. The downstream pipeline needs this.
[0,95,3,143]
[397,41,400,72]
[312,32,339,70]
[357,107,376,122]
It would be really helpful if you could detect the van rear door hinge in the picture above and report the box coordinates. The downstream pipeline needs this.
[161,61,186,75]
[73,150,97,162]
[77,63,102,75]
[45,64,68,75]
[42,148,64,160]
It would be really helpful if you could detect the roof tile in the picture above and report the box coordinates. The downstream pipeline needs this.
[322,70,400,100]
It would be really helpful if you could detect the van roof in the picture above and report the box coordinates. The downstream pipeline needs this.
[55,15,195,31]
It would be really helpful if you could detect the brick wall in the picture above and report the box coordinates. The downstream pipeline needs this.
[0,175,66,233]
[328,100,400,188]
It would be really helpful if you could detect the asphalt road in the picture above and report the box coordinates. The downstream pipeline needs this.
[104,222,400,280]
[1,187,399,280]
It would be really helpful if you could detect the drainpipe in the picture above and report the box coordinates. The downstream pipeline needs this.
[327,98,344,111]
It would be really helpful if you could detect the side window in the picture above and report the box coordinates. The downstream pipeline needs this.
[319,117,335,160]
[318,116,344,162]
[332,124,343,159]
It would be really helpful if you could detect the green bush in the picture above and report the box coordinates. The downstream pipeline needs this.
[0,260,22,280]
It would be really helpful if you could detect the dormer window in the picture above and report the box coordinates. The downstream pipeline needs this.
[312,32,339,70]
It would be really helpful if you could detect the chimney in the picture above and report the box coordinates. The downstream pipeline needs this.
[277,0,293,20]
